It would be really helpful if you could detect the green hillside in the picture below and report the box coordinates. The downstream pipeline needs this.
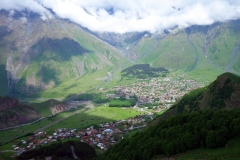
[134,37,157,59]
[206,21,240,69]
[137,31,196,70]
[127,21,240,81]
[134,30,223,81]
[170,72,240,113]
[0,11,130,101]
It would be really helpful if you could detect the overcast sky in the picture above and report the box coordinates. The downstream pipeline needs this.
[1,0,240,33]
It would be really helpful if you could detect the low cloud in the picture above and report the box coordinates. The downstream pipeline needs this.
[0,0,52,19]
[1,0,240,33]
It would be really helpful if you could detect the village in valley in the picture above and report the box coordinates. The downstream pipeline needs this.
[12,115,149,155]
[104,74,208,110]
[12,74,208,155]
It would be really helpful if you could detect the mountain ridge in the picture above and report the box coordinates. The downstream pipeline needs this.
[1,8,240,101]
[90,20,240,78]
[0,9,129,100]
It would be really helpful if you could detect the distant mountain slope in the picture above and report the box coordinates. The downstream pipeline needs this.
[0,96,40,129]
[1,8,240,100]
[0,97,70,129]
[90,31,150,60]
[0,9,129,100]
[93,21,240,80]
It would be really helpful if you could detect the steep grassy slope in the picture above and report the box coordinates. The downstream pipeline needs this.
[187,22,240,75]
[205,21,240,69]
[184,26,224,80]
[135,30,224,80]
[126,21,240,81]
[0,10,129,100]
[133,37,157,59]
[137,30,196,70]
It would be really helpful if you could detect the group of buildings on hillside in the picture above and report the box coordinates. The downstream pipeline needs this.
[13,115,148,155]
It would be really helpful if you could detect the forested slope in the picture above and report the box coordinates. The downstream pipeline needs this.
[97,109,240,160]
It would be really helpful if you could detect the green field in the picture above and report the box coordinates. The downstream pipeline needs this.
[109,99,136,107]
[45,105,142,133]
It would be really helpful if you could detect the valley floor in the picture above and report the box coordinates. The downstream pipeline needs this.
[0,72,211,159]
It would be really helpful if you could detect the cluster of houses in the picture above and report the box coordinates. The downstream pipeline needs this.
[105,74,208,109]
[10,74,209,155]
[12,115,148,154]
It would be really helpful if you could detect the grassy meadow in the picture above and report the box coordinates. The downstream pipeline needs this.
[44,105,142,133]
